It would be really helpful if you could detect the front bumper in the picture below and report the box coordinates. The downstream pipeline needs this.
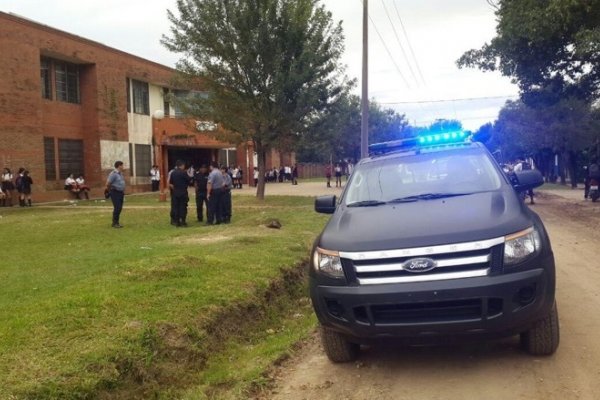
[311,257,555,343]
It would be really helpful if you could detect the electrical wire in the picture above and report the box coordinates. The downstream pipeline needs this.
[391,0,426,86]
[381,94,518,105]
[361,0,411,89]
[380,0,420,88]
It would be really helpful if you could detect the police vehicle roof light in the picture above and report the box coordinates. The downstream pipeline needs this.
[368,131,470,155]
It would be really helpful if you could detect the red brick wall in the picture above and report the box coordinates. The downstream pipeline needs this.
[0,12,176,200]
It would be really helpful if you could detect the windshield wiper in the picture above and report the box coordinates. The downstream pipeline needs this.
[388,193,472,203]
[346,200,387,208]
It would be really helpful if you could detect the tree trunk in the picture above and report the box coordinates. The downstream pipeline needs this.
[568,150,578,188]
[255,142,267,200]
[559,150,567,185]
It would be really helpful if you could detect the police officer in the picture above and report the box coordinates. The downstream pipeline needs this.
[105,161,126,228]
[194,164,209,222]
[168,159,192,227]
[221,165,233,223]
[206,161,224,225]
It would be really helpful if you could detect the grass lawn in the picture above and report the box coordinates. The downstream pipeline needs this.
[0,194,326,399]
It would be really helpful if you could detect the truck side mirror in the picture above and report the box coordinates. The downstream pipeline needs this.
[315,195,337,214]
[512,170,544,192]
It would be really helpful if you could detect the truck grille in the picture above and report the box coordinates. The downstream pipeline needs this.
[340,236,505,285]
[354,298,503,325]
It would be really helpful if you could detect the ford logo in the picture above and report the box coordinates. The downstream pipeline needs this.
[403,258,437,273]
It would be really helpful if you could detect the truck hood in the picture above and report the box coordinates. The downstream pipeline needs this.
[318,190,533,252]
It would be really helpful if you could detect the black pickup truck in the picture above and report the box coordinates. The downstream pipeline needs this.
[310,135,559,362]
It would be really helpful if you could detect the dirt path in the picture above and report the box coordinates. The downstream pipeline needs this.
[264,192,600,400]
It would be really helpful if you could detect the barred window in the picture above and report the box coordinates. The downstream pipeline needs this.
[41,58,51,100]
[126,78,131,113]
[134,144,152,177]
[44,137,56,180]
[132,79,149,115]
[54,61,80,104]
[58,139,84,179]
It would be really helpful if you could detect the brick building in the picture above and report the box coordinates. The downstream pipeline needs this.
[0,12,294,201]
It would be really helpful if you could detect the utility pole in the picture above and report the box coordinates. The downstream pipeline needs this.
[360,0,369,159]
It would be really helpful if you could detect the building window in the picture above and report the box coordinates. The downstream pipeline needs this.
[54,61,80,104]
[134,144,152,177]
[41,58,51,100]
[126,78,131,113]
[132,79,149,115]
[58,139,84,179]
[44,137,57,180]
[163,87,170,117]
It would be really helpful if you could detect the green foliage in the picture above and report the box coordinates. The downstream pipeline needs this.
[162,0,352,198]
[487,98,599,159]
[458,0,600,100]
[296,95,412,163]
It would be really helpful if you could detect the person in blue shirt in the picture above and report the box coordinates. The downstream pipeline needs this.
[105,161,126,228]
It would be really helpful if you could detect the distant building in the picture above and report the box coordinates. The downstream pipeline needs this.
[0,12,294,200]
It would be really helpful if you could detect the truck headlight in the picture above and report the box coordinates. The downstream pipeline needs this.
[313,247,344,278]
[504,227,542,266]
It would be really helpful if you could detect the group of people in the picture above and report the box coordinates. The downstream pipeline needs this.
[325,162,353,188]
[169,161,234,227]
[260,165,298,185]
[104,160,236,229]
[1,167,33,207]
[64,173,91,200]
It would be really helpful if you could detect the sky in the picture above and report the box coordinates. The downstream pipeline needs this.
[0,0,519,130]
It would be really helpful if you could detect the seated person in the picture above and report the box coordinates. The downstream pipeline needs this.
[64,174,81,198]
[75,174,90,200]
[0,186,6,207]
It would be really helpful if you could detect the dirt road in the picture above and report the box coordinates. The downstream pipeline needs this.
[266,192,600,400]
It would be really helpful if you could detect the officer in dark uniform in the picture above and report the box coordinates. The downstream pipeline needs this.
[206,161,224,225]
[221,165,233,223]
[194,164,209,222]
[168,159,192,227]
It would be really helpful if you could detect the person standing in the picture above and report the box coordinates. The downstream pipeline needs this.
[334,163,342,187]
[15,168,25,206]
[150,165,160,192]
[1,168,14,207]
[20,170,33,206]
[169,159,191,227]
[325,164,332,188]
[105,161,126,228]
[253,167,259,187]
[221,165,233,223]
[206,162,225,225]
[292,164,298,185]
[193,164,209,222]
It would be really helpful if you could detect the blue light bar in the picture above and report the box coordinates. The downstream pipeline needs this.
[417,131,467,145]
[368,131,469,156]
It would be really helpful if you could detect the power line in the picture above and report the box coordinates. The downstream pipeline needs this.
[380,0,420,87]
[381,94,518,105]
[391,0,426,86]
[361,0,411,89]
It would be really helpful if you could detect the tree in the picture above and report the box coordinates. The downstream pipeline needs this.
[163,0,351,199]
[487,98,600,185]
[297,97,412,163]
[457,0,600,101]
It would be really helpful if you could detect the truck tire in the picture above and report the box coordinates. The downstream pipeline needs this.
[520,301,560,356]
[320,326,359,363]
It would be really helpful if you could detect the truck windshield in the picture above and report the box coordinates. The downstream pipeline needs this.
[344,149,502,206]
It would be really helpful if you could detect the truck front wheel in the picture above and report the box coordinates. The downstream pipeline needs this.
[520,301,560,356]
[320,326,359,363]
